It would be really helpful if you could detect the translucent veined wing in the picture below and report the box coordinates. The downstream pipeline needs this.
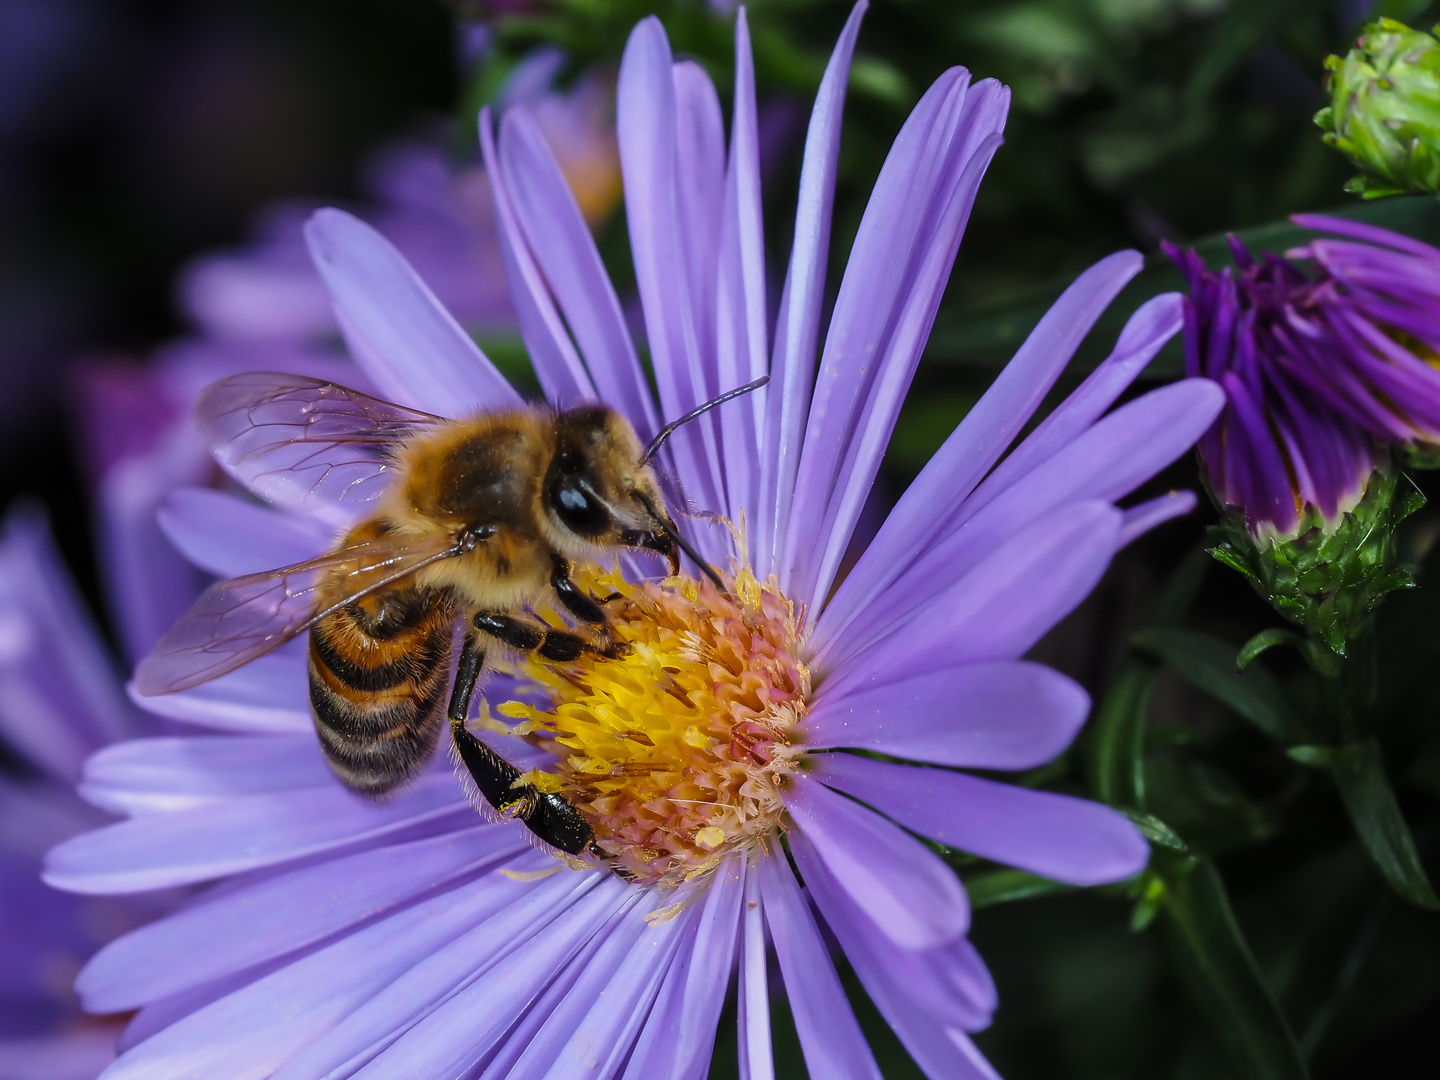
[196,372,445,519]
[134,532,463,695]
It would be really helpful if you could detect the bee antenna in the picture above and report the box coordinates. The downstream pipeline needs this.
[630,489,726,592]
[639,376,769,466]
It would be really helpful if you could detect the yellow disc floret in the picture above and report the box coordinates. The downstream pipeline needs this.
[497,567,807,887]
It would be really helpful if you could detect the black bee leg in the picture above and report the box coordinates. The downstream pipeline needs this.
[619,527,679,574]
[447,630,595,856]
[472,611,594,663]
[551,556,606,623]
[447,630,486,724]
[550,557,629,659]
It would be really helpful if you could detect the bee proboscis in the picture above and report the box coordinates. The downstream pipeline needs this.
[135,371,766,857]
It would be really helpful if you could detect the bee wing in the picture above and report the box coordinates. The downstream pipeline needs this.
[134,533,462,695]
[196,372,445,517]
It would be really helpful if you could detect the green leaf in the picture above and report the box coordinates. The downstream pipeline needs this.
[1237,628,1300,671]
[1086,660,1157,809]
[1158,857,1311,1080]
[1313,741,1440,910]
[1086,549,1210,808]
[1119,808,1190,853]
[1133,627,1306,745]
[963,868,1075,910]
[1130,871,1167,932]
[1285,744,1365,769]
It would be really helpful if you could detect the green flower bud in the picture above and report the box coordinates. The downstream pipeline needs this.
[1317,18,1440,199]
[1208,468,1422,656]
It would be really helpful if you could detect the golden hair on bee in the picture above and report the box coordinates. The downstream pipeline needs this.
[134,372,767,858]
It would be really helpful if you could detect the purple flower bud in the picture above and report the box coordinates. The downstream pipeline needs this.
[1164,213,1440,538]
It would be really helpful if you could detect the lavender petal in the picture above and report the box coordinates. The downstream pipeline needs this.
[737,858,773,1080]
[796,832,996,1035]
[78,735,332,817]
[268,862,602,1080]
[813,754,1149,885]
[0,509,136,781]
[77,826,521,1014]
[758,850,883,1080]
[820,502,1121,698]
[969,292,1185,505]
[1290,212,1440,259]
[127,648,312,735]
[492,897,692,1079]
[668,58,731,511]
[303,208,521,416]
[713,13,768,525]
[477,107,595,406]
[804,660,1089,770]
[781,66,998,603]
[784,774,968,948]
[100,856,569,1080]
[755,1,866,578]
[623,855,744,1080]
[617,18,721,516]
[496,107,658,427]
[1119,491,1199,548]
[347,874,632,1080]
[157,489,331,579]
[45,774,467,894]
[812,250,1142,659]
[790,83,1009,610]
[816,381,1221,675]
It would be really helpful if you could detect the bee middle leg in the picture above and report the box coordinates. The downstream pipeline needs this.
[447,630,596,857]
[471,611,590,662]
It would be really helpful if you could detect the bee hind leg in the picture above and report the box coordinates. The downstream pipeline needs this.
[447,631,597,857]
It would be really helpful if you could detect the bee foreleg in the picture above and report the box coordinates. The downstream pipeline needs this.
[550,556,607,624]
[550,558,629,659]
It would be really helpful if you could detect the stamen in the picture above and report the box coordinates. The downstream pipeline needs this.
[496,565,808,887]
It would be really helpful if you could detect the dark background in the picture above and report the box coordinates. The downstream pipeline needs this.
[2,0,1437,1077]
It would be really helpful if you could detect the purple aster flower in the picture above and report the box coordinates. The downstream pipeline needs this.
[1165,214,1440,538]
[0,507,161,1079]
[46,6,1223,1079]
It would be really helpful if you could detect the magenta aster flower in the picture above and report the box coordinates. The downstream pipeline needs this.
[1165,214,1440,538]
[46,6,1223,1078]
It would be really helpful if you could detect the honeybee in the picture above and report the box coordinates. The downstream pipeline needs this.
[135,371,765,857]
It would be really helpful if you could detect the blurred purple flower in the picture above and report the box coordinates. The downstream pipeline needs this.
[0,507,160,1080]
[46,5,1222,1078]
[1165,215,1440,537]
[70,342,361,665]
[180,59,621,345]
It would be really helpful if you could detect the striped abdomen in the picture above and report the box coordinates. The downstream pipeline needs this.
[308,584,457,795]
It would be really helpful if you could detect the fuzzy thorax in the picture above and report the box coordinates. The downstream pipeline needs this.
[497,567,807,887]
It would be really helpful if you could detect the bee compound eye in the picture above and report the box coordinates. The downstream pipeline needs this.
[550,475,611,538]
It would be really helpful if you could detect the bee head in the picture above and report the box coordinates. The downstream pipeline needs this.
[544,377,768,588]
[544,406,676,565]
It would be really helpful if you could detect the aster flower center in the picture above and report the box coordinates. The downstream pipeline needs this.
[496,568,807,886]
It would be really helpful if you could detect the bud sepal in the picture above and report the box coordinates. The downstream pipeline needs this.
[1207,468,1423,656]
